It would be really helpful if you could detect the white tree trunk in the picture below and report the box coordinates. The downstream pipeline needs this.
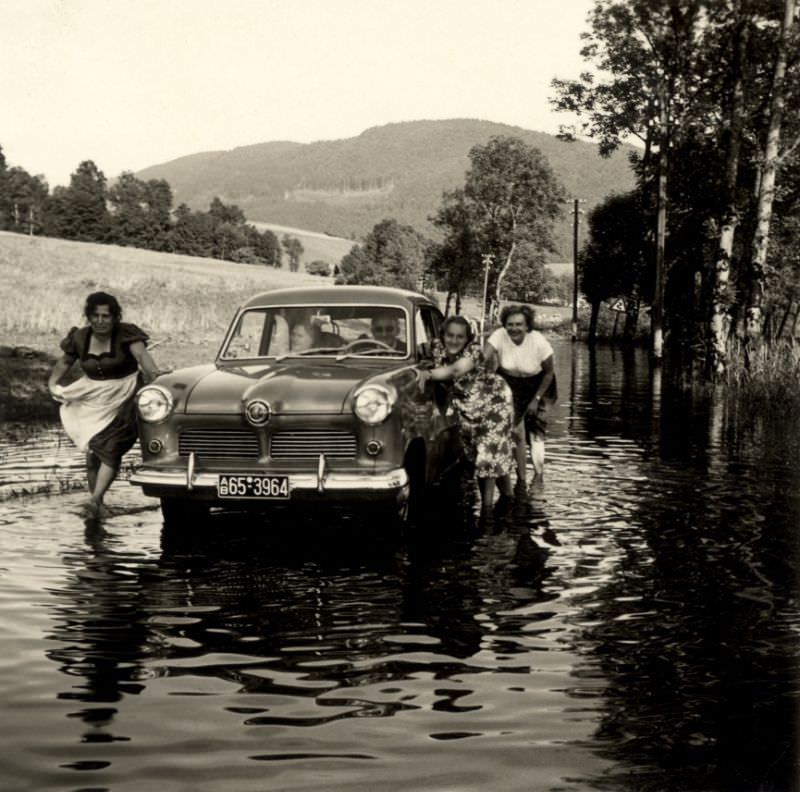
[709,6,750,376]
[746,0,796,339]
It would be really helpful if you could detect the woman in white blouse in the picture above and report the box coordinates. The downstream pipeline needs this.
[485,305,556,485]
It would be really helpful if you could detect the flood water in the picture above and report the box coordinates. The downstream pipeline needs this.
[1,340,798,792]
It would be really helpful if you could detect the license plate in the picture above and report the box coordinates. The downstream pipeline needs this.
[217,474,290,499]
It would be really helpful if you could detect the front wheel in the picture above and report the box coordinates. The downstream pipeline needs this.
[160,496,209,527]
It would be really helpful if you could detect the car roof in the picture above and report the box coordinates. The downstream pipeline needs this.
[240,285,437,310]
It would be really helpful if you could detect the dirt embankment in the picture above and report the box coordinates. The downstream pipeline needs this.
[0,346,60,422]
[0,337,215,424]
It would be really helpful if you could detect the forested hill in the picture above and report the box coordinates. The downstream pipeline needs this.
[136,119,635,255]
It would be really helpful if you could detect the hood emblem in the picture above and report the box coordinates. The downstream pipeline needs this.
[244,399,271,426]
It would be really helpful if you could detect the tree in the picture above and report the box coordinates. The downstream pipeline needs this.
[746,0,798,340]
[336,219,429,289]
[498,243,549,304]
[552,0,800,375]
[209,196,246,226]
[47,160,110,241]
[432,136,565,323]
[282,235,304,272]
[552,0,707,358]
[306,259,331,276]
[253,227,282,267]
[428,191,483,313]
[108,172,150,247]
[1,166,48,234]
[580,191,654,343]
[169,203,216,257]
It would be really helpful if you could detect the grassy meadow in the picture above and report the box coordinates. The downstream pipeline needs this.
[251,223,355,268]
[0,231,330,370]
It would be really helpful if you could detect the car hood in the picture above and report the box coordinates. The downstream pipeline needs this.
[163,360,398,415]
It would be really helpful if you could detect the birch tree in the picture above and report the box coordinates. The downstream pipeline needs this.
[745,0,798,340]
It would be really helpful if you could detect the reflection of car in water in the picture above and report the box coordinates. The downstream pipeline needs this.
[130,286,459,525]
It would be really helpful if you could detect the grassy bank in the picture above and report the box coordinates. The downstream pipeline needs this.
[722,339,800,414]
[0,232,329,419]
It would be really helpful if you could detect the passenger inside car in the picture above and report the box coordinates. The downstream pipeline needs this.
[290,320,319,351]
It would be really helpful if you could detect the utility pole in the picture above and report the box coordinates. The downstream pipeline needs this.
[571,199,583,341]
[652,76,669,361]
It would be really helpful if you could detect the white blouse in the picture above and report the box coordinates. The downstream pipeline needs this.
[487,328,553,377]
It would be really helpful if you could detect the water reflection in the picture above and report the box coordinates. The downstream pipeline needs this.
[45,518,151,751]
[1,339,798,791]
[563,344,800,792]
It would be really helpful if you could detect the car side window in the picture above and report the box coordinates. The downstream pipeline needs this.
[415,307,443,359]
[226,310,270,358]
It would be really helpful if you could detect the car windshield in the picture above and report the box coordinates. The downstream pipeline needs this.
[220,305,410,360]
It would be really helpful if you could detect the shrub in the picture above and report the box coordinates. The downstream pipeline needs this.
[306,259,331,277]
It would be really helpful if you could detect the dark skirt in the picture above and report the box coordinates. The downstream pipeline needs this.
[87,391,139,467]
[497,368,557,438]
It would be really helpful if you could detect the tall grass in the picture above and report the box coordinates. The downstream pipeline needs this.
[723,338,800,412]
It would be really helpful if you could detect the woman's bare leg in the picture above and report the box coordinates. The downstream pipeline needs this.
[90,461,119,506]
[530,434,545,479]
[497,474,513,497]
[478,477,497,510]
[86,452,100,493]
[513,421,527,484]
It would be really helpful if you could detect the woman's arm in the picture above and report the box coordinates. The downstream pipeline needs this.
[417,353,474,388]
[482,341,499,372]
[527,355,555,412]
[48,355,74,392]
[129,341,163,383]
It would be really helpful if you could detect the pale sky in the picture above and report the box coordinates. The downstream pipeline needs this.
[2,0,594,188]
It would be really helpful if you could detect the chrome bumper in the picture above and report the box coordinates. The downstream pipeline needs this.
[129,466,409,494]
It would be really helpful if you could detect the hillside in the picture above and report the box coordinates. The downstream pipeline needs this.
[136,119,636,258]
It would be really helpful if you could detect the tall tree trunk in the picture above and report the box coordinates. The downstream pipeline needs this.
[650,121,669,361]
[709,4,751,377]
[588,300,600,345]
[493,214,517,314]
[651,92,669,361]
[746,0,795,340]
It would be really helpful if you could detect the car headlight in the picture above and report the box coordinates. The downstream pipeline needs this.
[353,384,395,425]
[137,385,174,423]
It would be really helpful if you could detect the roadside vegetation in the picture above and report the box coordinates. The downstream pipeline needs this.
[551,0,799,390]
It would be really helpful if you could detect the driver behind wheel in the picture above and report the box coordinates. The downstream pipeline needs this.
[370,313,407,353]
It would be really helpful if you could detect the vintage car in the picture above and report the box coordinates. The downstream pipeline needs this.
[130,285,459,525]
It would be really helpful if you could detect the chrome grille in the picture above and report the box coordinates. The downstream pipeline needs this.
[270,430,357,460]
[179,428,260,459]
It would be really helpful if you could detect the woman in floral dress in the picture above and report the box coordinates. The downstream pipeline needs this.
[416,316,514,510]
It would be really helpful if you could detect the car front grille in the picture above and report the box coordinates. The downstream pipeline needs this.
[270,430,357,460]
[179,428,260,459]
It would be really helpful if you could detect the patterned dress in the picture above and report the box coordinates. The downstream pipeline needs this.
[432,339,515,479]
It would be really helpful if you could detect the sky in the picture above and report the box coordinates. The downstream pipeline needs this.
[2,0,594,188]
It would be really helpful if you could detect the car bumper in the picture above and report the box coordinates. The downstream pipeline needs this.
[129,465,409,503]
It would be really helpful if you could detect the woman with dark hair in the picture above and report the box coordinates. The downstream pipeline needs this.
[416,315,514,510]
[485,304,556,484]
[47,292,162,516]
